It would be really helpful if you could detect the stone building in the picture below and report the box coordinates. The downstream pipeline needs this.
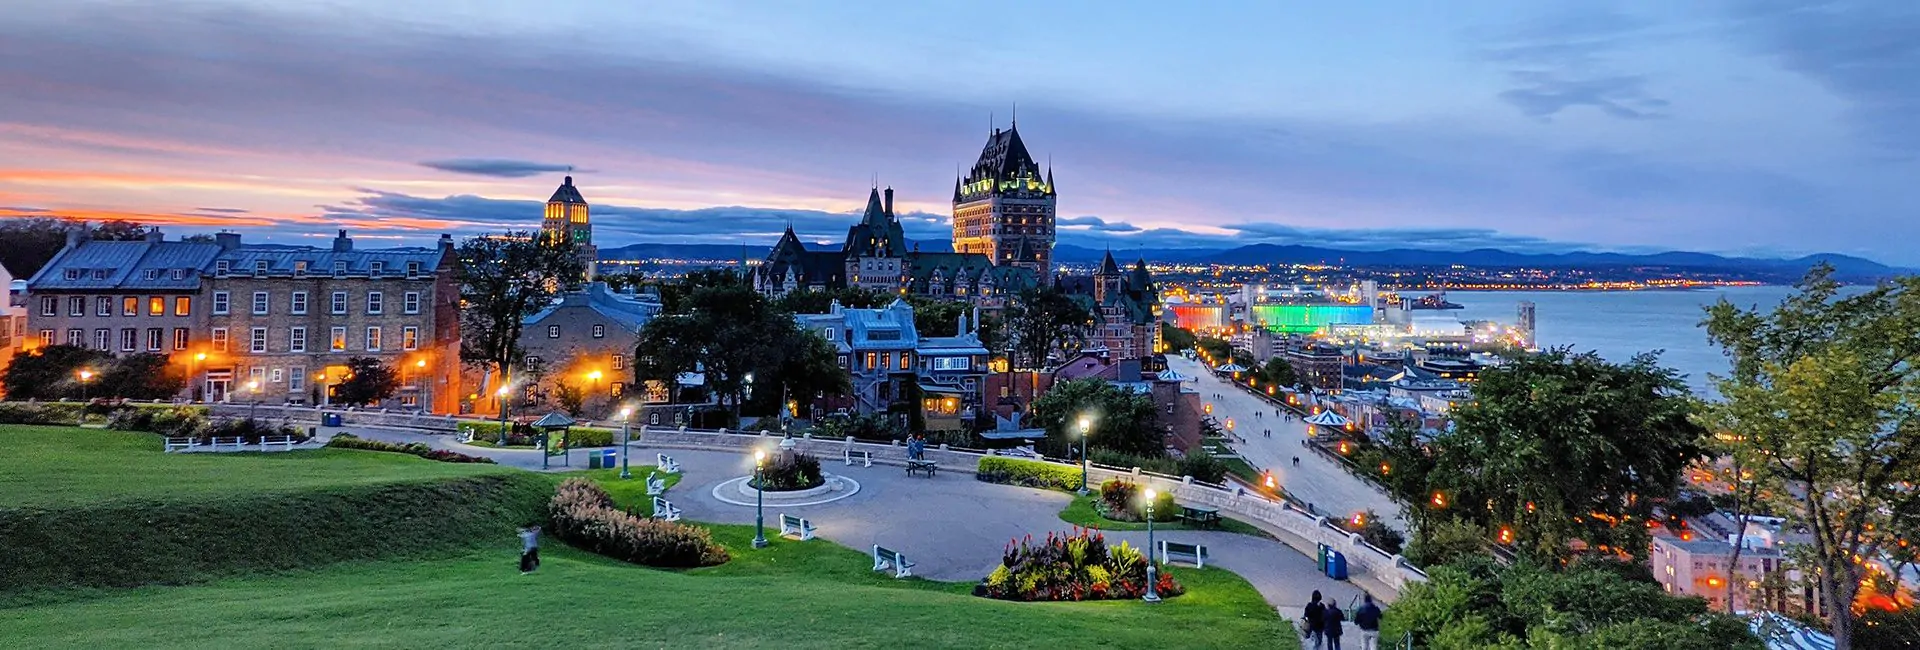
[25,228,461,411]
[793,299,991,432]
[753,187,1039,305]
[514,282,661,416]
[541,175,597,282]
[1058,251,1162,361]
[952,122,1057,277]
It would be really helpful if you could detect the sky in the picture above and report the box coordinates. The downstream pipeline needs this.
[1,0,1917,263]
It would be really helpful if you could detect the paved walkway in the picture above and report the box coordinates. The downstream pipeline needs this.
[320,426,1373,614]
[1169,355,1407,529]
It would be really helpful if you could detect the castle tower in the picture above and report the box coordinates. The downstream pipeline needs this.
[953,121,1056,276]
[1094,249,1122,303]
[542,175,596,281]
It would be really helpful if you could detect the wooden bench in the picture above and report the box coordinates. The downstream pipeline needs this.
[905,459,938,478]
[456,428,475,444]
[259,435,296,451]
[644,472,667,496]
[779,513,816,541]
[1179,505,1222,529]
[163,437,200,453]
[1159,540,1209,568]
[656,453,681,474]
[651,496,682,521]
[212,436,245,451]
[872,545,916,578]
[844,448,873,467]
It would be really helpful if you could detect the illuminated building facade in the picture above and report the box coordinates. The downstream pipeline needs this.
[1058,252,1161,361]
[1168,303,1229,332]
[754,187,1038,304]
[952,122,1056,277]
[515,283,662,416]
[541,175,597,281]
[1250,304,1374,334]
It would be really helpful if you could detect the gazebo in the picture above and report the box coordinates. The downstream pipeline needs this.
[1303,410,1350,439]
[532,412,576,468]
[1156,368,1193,383]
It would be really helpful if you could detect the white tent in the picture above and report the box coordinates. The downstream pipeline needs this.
[1156,368,1193,382]
[1304,410,1351,427]
[1217,363,1248,373]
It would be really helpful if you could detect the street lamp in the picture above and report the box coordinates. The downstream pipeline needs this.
[1076,415,1092,496]
[76,369,94,401]
[752,449,769,549]
[245,380,261,421]
[496,383,513,445]
[191,352,207,402]
[1144,487,1162,603]
[618,405,635,480]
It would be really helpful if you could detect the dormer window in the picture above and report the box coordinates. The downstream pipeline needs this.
[63,269,80,280]
[293,261,308,278]
[254,260,268,277]
[92,269,109,280]
[215,260,231,275]
[143,269,159,280]
[406,261,421,278]
[170,269,187,280]
[333,261,347,277]
[370,261,384,277]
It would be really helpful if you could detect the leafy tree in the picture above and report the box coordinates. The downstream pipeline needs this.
[333,357,399,407]
[1005,286,1093,371]
[1196,337,1234,364]
[907,296,970,337]
[1160,325,1196,353]
[454,231,584,391]
[1259,356,1298,388]
[90,220,153,241]
[773,287,889,314]
[771,331,850,419]
[1427,348,1706,566]
[1704,265,1920,649]
[633,283,789,416]
[0,217,75,280]
[554,382,586,418]
[651,268,745,314]
[1404,517,1490,568]
[1029,378,1164,457]
[818,412,904,441]
[1854,606,1920,650]
[98,353,185,400]
[1,345,112,400]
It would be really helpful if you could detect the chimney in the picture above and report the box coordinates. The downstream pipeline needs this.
[972,305,981,334]
[144,228,165,243]
[883,187,894,217]
[65,226,89,248]
[332,229,353,252]
[957,310,967,336]
[438,233,453,253]
[214,231,241,251]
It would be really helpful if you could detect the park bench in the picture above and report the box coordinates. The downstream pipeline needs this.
[1179,505,1222,529]
[212,436,245,451]
[163,437,200,452]
[651,496,682,522]
[644,472,667,496]
[905,459,938,478]
[779,513,817,541]
[871,545,916,578]
[1158,540,1209,568]
[456,428,475,444]
[657,453,681,474]
[259,435,296,451]
[844,448,873,467]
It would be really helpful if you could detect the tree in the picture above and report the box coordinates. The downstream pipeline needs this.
[455,232,584,390]
[907,296,971,337]
[98,353,185,400]
[0,217,74,280]
[1854,606,1920,650]
[1704,265,1920,649]
[333,357,399,407]
[1005,286,1093,370]
[1160,325,1197,354]
[90,220,153,241]
[1259,356,1298,388]
[772,332,850,419]
[1028,378,1165,458]
[554,382,586,418]
[772,287,889,314]
[1,345,115,400]
[633,283,790,416]
[1427,348,1706,566]
[652,268,745,314]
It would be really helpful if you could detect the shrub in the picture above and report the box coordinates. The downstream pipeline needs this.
[326,433,495,464]
[1096,480,1177,522]
[460,422,617,448]
[1085,448,1229,484]
[975,527,1183,601]
[976,457,1085,491]
[0,402,85,425]
[752,451,823,491]
[546,478,728,568]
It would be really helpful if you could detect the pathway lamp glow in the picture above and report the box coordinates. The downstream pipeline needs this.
[76,369,94,401]
[752,449,769,549]
[1076,415,1092,496]
[245,379,261,420]
[618,405,635,479]
[496,383,513,445]
[1144,487,1162,603]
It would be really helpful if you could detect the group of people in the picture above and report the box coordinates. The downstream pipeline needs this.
[1303,591,1382,650]
[905,434,928,460]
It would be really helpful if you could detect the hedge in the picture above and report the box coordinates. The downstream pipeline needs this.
[976,457,1087,491]
[0,473,552,596]
[326,434,495,464]
[456,421,618,448]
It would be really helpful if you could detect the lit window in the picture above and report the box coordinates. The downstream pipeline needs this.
[174,296,190,316]
[123,296,138,316]
[330,327,347,352]
[402,326,417,351]
[365,326,381,351]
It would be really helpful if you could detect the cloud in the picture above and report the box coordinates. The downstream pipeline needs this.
[1057,215,1143,233]
[1726,0,1920,155]
[419,158,577,178]
[1476,8,1671,120]
[192,207,249,214]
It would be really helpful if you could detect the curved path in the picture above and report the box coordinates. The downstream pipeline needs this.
[322,426,1372,615]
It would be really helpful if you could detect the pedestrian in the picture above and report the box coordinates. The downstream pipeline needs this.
[1293,456,1301,467]
[518,523,541,574]
[1303,590,1326,650]
[1322,601,1346,650]
[1354,594,1383,650]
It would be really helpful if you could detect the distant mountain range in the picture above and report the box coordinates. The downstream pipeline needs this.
[598,242,1903,280]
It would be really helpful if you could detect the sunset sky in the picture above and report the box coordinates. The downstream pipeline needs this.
[2,1,1916,263]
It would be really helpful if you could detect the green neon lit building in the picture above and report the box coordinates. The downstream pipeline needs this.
[1249,304,1374,334]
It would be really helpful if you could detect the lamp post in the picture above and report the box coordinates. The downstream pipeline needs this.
[1076,415,1092,496]
[496,384,512,445]
[77,369,94,402]
[245,380,260,421]
[1144,487,1162,603]
[618,405,635,480]
[586,370,603,413]
[191,352,206,402]
[752,449,769,549]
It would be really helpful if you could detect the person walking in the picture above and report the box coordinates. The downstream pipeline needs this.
[1354,594,1382,650]
[1303,591,1326,650]
[518,524,541,574]
[1322,599,1346,650]
[1293,456,1301,467]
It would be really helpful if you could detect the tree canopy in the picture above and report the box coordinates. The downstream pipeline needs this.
[1028,378,1165,458]
[1,346,182,401]
[333,357,399,407]
[634,282,844,417]
[454,232,584,385]
[1159,325,1197,354]
[1005,287,1093,370]
[1704,265,1920,649]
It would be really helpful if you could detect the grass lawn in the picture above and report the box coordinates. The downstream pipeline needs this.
[1058,494,1273,539]
[0,425,513,509]
[0,533,1293,649]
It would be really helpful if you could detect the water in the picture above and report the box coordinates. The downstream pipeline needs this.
[1440,286,1805,395]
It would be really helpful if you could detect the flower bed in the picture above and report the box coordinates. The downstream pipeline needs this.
[750,450,823,491]
[976,528,1183,601]
[326,434,495,464]
[1097,479,1177,523]
[547,478,729,568]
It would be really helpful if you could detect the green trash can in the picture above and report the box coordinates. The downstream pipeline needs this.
[1316,543,1330,573]
[588,452,604,470]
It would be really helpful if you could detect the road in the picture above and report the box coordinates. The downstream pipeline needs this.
[1169,355,1408,530]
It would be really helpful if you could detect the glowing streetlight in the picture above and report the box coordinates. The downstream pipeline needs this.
[1076,415,1093,496]
[618,405,635,480]
[76,369,94,401]
[245,379,261,421]
[1144,487,1162,603]
[752,449,769,549]
[496,383,514,445]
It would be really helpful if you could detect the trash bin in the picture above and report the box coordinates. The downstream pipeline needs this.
[322,413,342,427]
[1316,544,1330,573]
[1327,551,1349,581]
[587,449,615,469]
[588,452,604,470]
